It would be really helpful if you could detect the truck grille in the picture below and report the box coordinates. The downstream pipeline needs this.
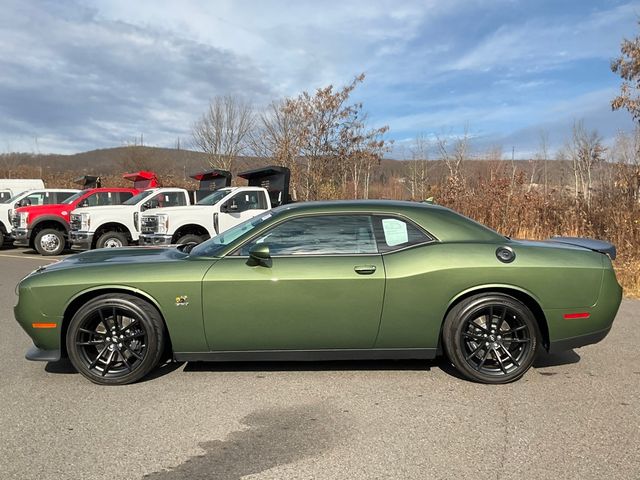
[70,214,81,231]
[11,215,20,229]
[141,216,158,233]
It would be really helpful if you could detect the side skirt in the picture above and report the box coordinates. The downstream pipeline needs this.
[174,348,438,363]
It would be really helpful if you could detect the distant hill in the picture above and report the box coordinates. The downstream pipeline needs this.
[11,145,578,187]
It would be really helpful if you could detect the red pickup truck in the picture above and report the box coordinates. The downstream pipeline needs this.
[12,171,158,256]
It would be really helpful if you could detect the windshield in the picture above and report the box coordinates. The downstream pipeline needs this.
[62,191,84,204]
[123,190,154,205]
[190,211,277,257]
[197,189,231,205]
[3,192,26,204]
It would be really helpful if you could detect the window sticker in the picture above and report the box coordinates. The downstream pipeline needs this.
[382,218,408,246]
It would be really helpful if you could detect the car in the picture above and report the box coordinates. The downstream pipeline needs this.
[14,200,622,385]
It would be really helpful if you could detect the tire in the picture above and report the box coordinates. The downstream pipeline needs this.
[34,228,65,256]
[66,294,165,385]
[176,234,204,245]
[0,230,4,246]
[442,293,540,384]
[96,231,128,249]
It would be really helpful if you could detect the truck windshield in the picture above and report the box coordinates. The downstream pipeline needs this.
[3,192,25,204]
[123,190,154,205]
[197,189,231,205]
[62,192,84,204]
[190,211,277,257]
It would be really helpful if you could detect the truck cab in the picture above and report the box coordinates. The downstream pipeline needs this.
[69,187,194,250]
[12,172,157,256]
[139,166,290,246]
[0,188,79,246]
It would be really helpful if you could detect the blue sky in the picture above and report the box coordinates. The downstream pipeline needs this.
[0,0,638,157]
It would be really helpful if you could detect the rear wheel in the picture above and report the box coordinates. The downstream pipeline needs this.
[34,228,65,256]
[66,294,165,385]
[96,231,128,249]
[443,294,540,384]
[176,234,204,245]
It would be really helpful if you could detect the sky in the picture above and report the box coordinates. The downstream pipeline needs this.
[0,0,638,158]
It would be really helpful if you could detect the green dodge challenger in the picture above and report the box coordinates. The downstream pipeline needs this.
[14,200,622,385]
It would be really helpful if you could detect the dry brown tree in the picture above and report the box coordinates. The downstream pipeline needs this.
[612,22,640,123]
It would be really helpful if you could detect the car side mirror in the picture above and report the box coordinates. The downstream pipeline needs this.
[79,200,89,208]
[141,201,151,211]
[247,244,271,267]
[18,199,30,207]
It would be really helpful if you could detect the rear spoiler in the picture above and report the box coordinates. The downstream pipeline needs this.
[550,237,616,260]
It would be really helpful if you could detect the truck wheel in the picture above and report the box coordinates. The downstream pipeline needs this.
[97,231,128,249]
[176,234,204,245]
[34,228,65,256]
[0,230,4,247]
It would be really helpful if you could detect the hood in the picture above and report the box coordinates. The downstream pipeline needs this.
[15,203,67,214]
[72,205,135,215]
[143,205,210,216]
[36,246,188,273]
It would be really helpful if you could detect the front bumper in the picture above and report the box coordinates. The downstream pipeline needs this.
[12,228,30,246]
[139,234,172,246]
[26,345,61,362]
[69,230,94,250]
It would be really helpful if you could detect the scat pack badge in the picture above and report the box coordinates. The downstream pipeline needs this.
[175,295,189,307]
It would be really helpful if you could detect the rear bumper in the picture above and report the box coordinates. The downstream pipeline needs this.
[548,327,612,353]
[139,234,172,246]
[12,228,30,246]
[69,230,94,250]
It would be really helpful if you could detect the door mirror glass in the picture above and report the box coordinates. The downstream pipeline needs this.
[248,244,271,267]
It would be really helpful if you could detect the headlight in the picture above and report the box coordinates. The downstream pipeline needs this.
[133,212,139,232]
[80,213,91,231]
[8,209,13,222]
[18,211,28,228]
[156,214,169,234]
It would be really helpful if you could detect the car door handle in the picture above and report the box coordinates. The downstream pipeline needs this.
[354,265,377,275]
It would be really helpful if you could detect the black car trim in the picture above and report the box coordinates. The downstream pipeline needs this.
[174,348,437,362]
[547,327,611,353]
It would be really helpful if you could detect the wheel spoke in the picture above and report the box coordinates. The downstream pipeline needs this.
[468,320,489,333]
[89,345,109,369]
[500,344,520,367]
[76,339,105,346]
[112,307,120,332]
[477,348,491,370]
[507,338,531,344]
[98,309,111,333]
[463,332,485,341]
[118,350,132,372]
[494,348,508,374]
[497,307,508,331]
[123,344,143,361]
[78,327,106,337]
[502,324,528,335]
[487,305,493,330]
[121,320,139,333]
[465,342,485,361]
[102,350,115,376]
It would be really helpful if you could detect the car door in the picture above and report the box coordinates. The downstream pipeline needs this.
[201,214,385,351]
[217,190,268,233]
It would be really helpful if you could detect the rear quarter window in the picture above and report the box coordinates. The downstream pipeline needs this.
[373,215,433,253]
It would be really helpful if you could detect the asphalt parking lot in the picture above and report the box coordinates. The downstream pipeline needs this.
[0,247,638,480]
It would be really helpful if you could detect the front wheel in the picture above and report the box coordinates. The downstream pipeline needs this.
[176,234,204,245]
[442,294,540,384]
[34,228,65,256]
[96,231,128,249]
[66,294,165,385]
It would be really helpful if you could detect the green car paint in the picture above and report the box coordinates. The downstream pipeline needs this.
[14,200,622,363]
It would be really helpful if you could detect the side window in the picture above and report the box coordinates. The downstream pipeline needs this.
[238,215,378,256]
[373,216,432,253]
[23,192,47,206]
[153,192,187,208]
[83,192,123,206]
[118,192,133,203]
[54,191,76,203]
[228,191,268,213]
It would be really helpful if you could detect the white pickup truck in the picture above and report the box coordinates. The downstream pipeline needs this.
[0,179,46,202]
[139,166,290,246]
[68,169,233,250]
[0,188,79,246]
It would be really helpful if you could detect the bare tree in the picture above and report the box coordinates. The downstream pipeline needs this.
[436,127,470,187]
[192,95,254,171]
[564,121,606,207]
[534,130,550,195]
[406,133,430,200]
[611,127,640,203]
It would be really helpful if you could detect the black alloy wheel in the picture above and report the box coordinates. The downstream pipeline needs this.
[66,294,165,385]
[443,294,540,384]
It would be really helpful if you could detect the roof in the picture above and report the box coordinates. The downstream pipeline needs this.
[271,200,504,243]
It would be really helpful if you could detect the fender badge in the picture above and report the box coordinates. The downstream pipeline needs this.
[175,295,189,306]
